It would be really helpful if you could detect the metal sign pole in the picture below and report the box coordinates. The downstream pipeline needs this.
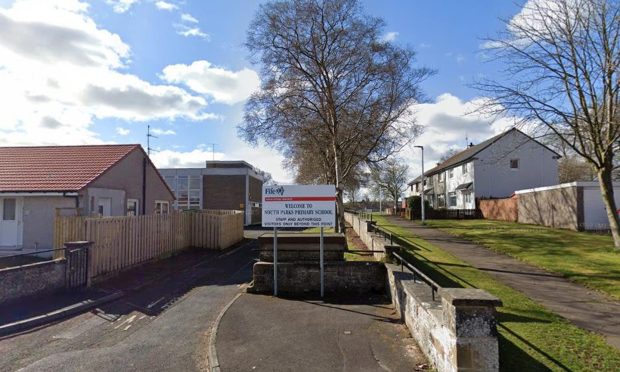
[320,226,324,298]
[273,227,278,297]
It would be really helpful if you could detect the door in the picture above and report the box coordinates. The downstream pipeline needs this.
[0,197,23,248]
[97,197,112,216]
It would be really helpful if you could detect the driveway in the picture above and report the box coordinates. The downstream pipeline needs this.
[0,237,257,372]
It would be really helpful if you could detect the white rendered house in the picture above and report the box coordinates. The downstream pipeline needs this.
[407,129,560,209]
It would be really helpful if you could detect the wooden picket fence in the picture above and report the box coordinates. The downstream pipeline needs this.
[53,210,244,280]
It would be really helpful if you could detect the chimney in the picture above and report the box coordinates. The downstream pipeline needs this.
[468,142,474,148]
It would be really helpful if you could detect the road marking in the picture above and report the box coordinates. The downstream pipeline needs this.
[147,297,165,309]
[114,314,136,329]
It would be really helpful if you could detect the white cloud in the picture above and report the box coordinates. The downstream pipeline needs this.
[175,24,210,40]
[151,128,176,135]
[0,0,216,146]
[151,140,293,184]
[155,1,177,11]
[105,0,139,13]
[161,60,260,104]
[382,31,399,42]
[116,127,130,136]
[400,93,515,177]
[181,13,198,23]
[481,0,577,49]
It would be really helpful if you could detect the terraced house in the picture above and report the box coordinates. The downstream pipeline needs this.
[407,129,560,209]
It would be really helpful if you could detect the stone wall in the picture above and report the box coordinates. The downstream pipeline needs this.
[346,212,502,372]
[344,212,390,260]
[386,264,501,372]
[248,261,386,296]
[0,259,66,305]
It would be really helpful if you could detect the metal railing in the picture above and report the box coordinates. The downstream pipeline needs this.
[391,251,441,301]
[0,248,66,269]
[349,210,441,301]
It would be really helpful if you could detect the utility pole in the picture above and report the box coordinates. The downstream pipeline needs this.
[415,145,425,225]
[147,125,158,156]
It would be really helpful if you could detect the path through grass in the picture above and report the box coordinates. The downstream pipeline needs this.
[373,215,620,371]
[425,219,620,300]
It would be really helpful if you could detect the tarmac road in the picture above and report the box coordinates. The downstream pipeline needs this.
[0,238,257,372]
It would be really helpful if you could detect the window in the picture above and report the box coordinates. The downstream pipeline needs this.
[462,163,468,174]
[437,194,446,208]
[2,198,16,220]
[463,192,471,204]
[449,169,454,178]
[510,159,520,169]
[448,192,457,207]
[127,199,139,216]
[155,201,169,214]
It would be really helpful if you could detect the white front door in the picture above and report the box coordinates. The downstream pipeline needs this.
[97,197,112,216]
[0,197,23,248]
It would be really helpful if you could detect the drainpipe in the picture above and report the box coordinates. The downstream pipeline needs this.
[63,191,81,215]
[142,157,147,215]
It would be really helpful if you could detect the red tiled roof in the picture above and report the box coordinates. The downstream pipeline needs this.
[0,144,141,192]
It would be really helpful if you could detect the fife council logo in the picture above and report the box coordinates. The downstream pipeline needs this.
[264,186,284,196]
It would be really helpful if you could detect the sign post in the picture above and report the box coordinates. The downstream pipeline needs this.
[262,185,336,298]
[320,226,324,297]
[273,227,278,296]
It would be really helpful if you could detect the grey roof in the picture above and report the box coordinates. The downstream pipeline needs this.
[408,128,560,182]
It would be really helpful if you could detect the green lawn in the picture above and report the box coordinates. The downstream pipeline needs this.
[303,227,374,261]
[373,214,620,372]
[424,219,620,300]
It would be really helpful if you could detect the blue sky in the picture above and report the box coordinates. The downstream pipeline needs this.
[0,0,526,182]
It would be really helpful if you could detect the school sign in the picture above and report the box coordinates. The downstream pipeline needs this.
[262,185,336,228]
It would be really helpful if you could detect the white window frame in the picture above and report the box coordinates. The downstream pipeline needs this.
[448,169,454,178]
[448,192,457,207]
[462,163,468,174]
[155,200,170,215]
[127,198,139,216]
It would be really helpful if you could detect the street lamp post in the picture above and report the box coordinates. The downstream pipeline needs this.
[414,145,425,225]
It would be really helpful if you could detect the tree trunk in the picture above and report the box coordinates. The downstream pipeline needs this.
[336,187,346,233]
[597,167,620,249]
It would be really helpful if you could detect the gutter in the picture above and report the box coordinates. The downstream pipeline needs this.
[0,192,79,197]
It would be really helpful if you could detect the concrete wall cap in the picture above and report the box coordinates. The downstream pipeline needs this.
[439,288,502,307]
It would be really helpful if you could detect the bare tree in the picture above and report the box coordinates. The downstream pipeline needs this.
[477,0,620,247]
[240,0,432,232]
[370,158,409,211]
[439,148,460,162]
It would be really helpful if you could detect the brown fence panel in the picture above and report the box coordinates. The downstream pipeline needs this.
[479,196,518,222]
[55,210,243,281]
[53,216,88,258]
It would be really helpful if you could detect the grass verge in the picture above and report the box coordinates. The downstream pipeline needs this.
[424,219,620,300]
[373,214,620,372]
[303,226,374,261]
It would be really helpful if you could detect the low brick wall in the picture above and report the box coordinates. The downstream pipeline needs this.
[0,259,66,305]
[479,196,518,222]
[248,261,386,296]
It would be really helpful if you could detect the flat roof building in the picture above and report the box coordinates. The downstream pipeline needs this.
[159,160,265,225]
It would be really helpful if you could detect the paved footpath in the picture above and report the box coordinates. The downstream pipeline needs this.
[384,216,620,350]
[216,293,428,372]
